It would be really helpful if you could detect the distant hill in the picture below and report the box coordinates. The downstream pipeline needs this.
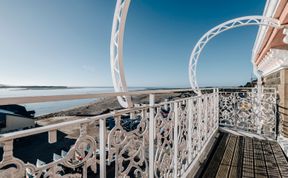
[0,84,68,89]
[238,79,258,88]
[0,84,8,88]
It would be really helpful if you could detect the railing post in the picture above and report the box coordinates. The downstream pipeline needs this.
[255,89,261,134]
[187,99,193,163]
[2,140,13,162]
[164,99,168,110]
[99,118,106,178]
[214,88,219,129]
[149,94,155,178]
[233,92,237,127]
[173,102,179,178]
[80,123,88,178]
[197,97,202,149]
[274,88,277,139]
[204,95,208,143]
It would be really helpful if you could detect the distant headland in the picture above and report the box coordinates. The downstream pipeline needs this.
[0,84,69,90]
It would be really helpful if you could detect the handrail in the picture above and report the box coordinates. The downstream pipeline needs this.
[0,104,155,142]
[0,93,219,142]
[0,92,219,142]
[0,88,198,105]
[0,116,99,142]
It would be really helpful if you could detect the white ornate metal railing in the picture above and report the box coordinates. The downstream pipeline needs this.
[219,87,277,138]
[0,89,219,177]
[0,87,278,177]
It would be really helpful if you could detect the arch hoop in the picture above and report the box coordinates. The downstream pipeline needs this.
[110,0,133,108]
[189,16,282,95]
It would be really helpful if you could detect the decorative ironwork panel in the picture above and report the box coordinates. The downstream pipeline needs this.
[219,88,276,138]
[260,88,277,138]
[235,92,256,131]
[175,100,189,175]
[153,93,218,177]
[107,110,149,177]
[190,97,200,159]
[154,103,175,178]
[0,123,98,178]
[0,91,219,178]
[219,92,235,126]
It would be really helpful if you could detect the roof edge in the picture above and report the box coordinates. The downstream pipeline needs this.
[252,0,280,63]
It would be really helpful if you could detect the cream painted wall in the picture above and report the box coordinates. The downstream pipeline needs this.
[0,115,35,133]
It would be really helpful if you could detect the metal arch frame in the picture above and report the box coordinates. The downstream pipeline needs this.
[110,0,133,108]
[189,16,282,95]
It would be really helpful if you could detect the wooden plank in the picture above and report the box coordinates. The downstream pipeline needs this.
[269,141,288,178]
[201,133,230,178]
[216,135,237,178]
[228,136,240,178]
[242,137,254,178]
[253,139,267,178]
[262,141,281,178]
[199,132,288,178]
[237,136,245,178]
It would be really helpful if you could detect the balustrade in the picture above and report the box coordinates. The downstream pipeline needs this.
[0,88,277,177]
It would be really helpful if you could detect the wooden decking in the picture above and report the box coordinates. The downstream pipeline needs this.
[197,132,288,178]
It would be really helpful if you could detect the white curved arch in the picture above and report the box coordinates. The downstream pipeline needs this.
[189,16,282,94]
[110,0,133,108]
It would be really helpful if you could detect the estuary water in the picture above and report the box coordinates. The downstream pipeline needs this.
[0,87,139,116]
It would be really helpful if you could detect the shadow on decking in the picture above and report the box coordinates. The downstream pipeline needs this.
[195,131,288,178]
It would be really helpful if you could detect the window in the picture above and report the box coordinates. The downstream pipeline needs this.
[0,113,6,128]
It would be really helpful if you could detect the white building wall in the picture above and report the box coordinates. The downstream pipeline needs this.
[0,115,35,133]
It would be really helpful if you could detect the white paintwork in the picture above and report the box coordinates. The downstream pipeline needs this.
[0,89,219,177]
[278,135,288,157]
[173,102,179,178]
[283,28,288,44]
[187,99,193,163]
[220,127,273,140]
[99,118,106,178]
[258,48,288,76]
[148,94,154,178]
[219,88,277,138]
[181,129,218,178]
[188,16,282,94]
[48,130,57,144]
[110,0,133,108]
[0,88,196,105]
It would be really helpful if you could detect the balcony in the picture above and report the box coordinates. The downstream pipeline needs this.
[0,88,287,178]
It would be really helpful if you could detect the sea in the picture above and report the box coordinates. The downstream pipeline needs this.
[0,87,144,117]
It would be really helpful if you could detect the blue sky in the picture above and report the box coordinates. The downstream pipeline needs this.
[0,0,265,87]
